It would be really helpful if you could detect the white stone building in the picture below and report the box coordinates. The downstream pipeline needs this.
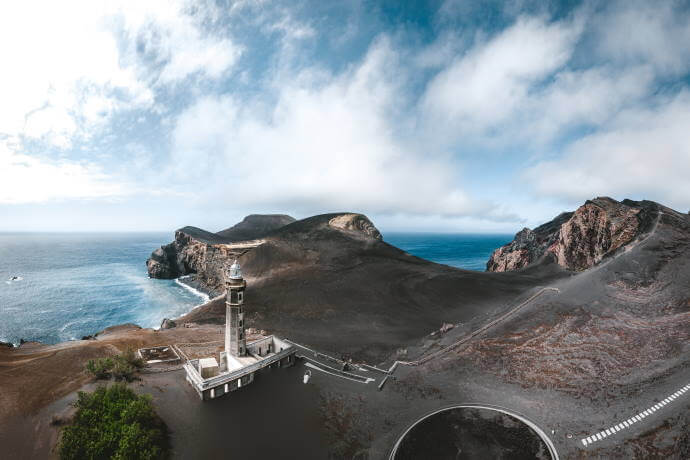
[183,260,296,400]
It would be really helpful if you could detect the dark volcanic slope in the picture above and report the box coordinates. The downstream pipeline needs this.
[148,201,687,364]
[216,214,295,241]
[166,213,567,362]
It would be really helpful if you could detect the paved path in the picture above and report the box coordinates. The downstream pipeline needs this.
[304,362,374,384]
[287,286,560,382]
[580,383,690,447]
[388,286,560,371]
[288,341,379,384]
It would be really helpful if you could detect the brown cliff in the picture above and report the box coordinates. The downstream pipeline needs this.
[487,197,659,272]
[146,215,296,286]
[146,213,384,292]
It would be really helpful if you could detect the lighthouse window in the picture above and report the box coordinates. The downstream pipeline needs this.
[238,292,243,302]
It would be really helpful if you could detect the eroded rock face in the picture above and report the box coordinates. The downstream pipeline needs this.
[146,213,383,293]
[550,199,645,270]
[328,213,382,240]
[146,230,207,279]
[486,228,536,272]
[486,212,573,272]
[146,214,297,285]
[487,197,658,272]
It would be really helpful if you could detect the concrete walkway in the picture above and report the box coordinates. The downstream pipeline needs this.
[288,340,380,384]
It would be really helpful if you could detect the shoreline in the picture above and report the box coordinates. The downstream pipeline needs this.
[168,275,222,324]
[174,274,215,303]
[4,274,220,349]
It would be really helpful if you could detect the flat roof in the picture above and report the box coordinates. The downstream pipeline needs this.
[199,357,219,368]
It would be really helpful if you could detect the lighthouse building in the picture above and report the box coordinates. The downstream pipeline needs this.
[183,260,296,400]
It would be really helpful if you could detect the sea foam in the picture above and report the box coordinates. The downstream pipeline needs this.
[175,276,210,303]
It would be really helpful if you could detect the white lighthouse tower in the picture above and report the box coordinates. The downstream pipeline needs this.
[180,256,296,401]
[225,259,246,357]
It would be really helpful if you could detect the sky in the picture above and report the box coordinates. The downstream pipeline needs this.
[1,0,689,234]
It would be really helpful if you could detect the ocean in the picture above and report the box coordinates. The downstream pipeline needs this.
[0,233,208,346]
[383,232,512,271]
[0,232,510,346]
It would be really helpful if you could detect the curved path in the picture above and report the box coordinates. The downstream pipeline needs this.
[388,286,560,371]
[387,403,559,460]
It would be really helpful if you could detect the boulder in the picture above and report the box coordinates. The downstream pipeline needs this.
[160,318,176,329]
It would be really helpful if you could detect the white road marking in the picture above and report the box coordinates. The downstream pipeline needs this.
[580,383,689,447]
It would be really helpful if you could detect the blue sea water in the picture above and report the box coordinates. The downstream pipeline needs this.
[0,232,510,346]
[0,233,208,346]
[383,233,512,271]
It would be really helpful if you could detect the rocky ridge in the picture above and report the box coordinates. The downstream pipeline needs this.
[487,197,659,272]
[146,212,383,292]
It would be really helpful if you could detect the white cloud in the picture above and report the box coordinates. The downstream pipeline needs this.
[169,37,507,219]
[2,1,690,230]
[0,0,239,150]
[0,142,129,204]
[119,2,242,84]
[523,90,690,211]
[421,15,582,137]
[593,0,690,77]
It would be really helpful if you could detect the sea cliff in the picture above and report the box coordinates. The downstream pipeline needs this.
[487,197,659,272]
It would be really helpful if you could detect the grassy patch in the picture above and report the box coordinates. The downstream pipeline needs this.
[85,347,145,382]
[59,384,169,460]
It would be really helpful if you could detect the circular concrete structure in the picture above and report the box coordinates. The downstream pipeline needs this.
[389,404,559,460]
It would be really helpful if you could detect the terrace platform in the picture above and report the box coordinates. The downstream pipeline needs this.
[183,335,296,400]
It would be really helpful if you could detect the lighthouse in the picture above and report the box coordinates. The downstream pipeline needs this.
[180,256,296,401]
[225,259,246,357]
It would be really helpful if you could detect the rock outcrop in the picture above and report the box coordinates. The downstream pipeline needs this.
[160,318,176,329]
[146,229,209,279]
[487,197,659,272]
[146,212,382,293]
[328,213,382,240]
[146,214,296,285]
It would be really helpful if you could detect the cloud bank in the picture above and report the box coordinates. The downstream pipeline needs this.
[1,0,689,230]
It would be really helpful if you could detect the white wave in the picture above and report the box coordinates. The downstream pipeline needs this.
[174,277,210,303]
[59,319,88,333]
